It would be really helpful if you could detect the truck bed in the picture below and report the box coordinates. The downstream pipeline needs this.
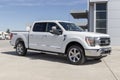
[10,31,29,48]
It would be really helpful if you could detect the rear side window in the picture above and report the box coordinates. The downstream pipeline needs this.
[33,23,47,32]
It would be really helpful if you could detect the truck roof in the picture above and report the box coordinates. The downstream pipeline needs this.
[34,20,72,23]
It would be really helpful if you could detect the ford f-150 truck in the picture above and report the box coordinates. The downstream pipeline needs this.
[10,20,111,65]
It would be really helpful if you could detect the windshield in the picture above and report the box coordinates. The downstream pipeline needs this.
[59,22,84,32]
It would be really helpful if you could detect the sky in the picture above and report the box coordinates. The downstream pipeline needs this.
[0,0,87,31]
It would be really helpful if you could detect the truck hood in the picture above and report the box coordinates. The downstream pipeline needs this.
[65,31,110,38]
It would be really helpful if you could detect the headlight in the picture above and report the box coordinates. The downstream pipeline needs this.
[85,37,95,46]
[85,37,100,46]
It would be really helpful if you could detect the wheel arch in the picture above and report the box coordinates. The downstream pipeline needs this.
[15,38,25,48]
[65,41,85,55]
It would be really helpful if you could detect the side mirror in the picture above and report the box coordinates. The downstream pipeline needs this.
[52,26,57,31]
[50,26,62,35]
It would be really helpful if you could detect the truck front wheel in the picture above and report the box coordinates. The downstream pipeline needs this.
[16,42,27,56]
[67,45,86,65]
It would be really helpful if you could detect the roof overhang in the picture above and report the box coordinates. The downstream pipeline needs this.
[70,10,88,19]
[90,0,108,2]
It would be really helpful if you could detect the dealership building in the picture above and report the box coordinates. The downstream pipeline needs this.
[71,0,120,45]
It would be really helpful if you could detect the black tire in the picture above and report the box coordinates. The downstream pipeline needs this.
[16,42,27,56]
[67,45,86,65]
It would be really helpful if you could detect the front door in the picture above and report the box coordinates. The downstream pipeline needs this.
[45,22,64,52]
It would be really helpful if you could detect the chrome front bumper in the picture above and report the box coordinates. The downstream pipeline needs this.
[85,47,111,58]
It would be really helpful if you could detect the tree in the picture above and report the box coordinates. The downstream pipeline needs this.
[6,29,10,34]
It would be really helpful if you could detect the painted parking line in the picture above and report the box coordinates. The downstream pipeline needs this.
[103,59,119,80]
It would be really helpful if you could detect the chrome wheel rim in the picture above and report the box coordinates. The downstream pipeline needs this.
[68,48,81,63]
[16,43,24,55]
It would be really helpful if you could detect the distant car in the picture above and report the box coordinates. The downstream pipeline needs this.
[5,34,10,40]
[0,34,2,40]
[0,33,4,40]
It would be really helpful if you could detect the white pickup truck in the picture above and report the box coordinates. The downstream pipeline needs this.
[10,20,111,65]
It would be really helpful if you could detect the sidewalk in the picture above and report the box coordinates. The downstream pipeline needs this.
[112,46,120,50]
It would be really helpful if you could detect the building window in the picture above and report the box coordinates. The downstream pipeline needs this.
[96,20,106,28]
[96,3,107,34]
[96,12,106,19]
[96,3,107,10]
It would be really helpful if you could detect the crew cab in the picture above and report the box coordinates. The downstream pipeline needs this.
[10,20,111,65]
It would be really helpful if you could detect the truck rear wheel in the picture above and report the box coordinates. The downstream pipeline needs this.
[16,42,27,56]
[67,45,86,65]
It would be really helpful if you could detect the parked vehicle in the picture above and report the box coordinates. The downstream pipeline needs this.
[10,20,111,65]
[0,34,3,40]
[0,32,5,40]
[5,33,10,40]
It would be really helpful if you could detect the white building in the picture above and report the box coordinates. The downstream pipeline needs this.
[71,0,120,45]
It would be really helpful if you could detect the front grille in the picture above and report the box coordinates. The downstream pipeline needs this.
[99,38,110,46]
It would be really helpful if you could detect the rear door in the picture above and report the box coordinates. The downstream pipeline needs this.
[29,22,48,50]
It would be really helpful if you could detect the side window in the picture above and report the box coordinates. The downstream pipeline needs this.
[47,23,61,32]
[33,23,47,32]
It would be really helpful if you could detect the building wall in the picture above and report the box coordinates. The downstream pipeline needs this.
[89,0,120,45]
[89,0,108,33]
[108,0,120,45]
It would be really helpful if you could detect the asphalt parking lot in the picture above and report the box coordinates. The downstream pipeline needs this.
[0,40,120,80]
